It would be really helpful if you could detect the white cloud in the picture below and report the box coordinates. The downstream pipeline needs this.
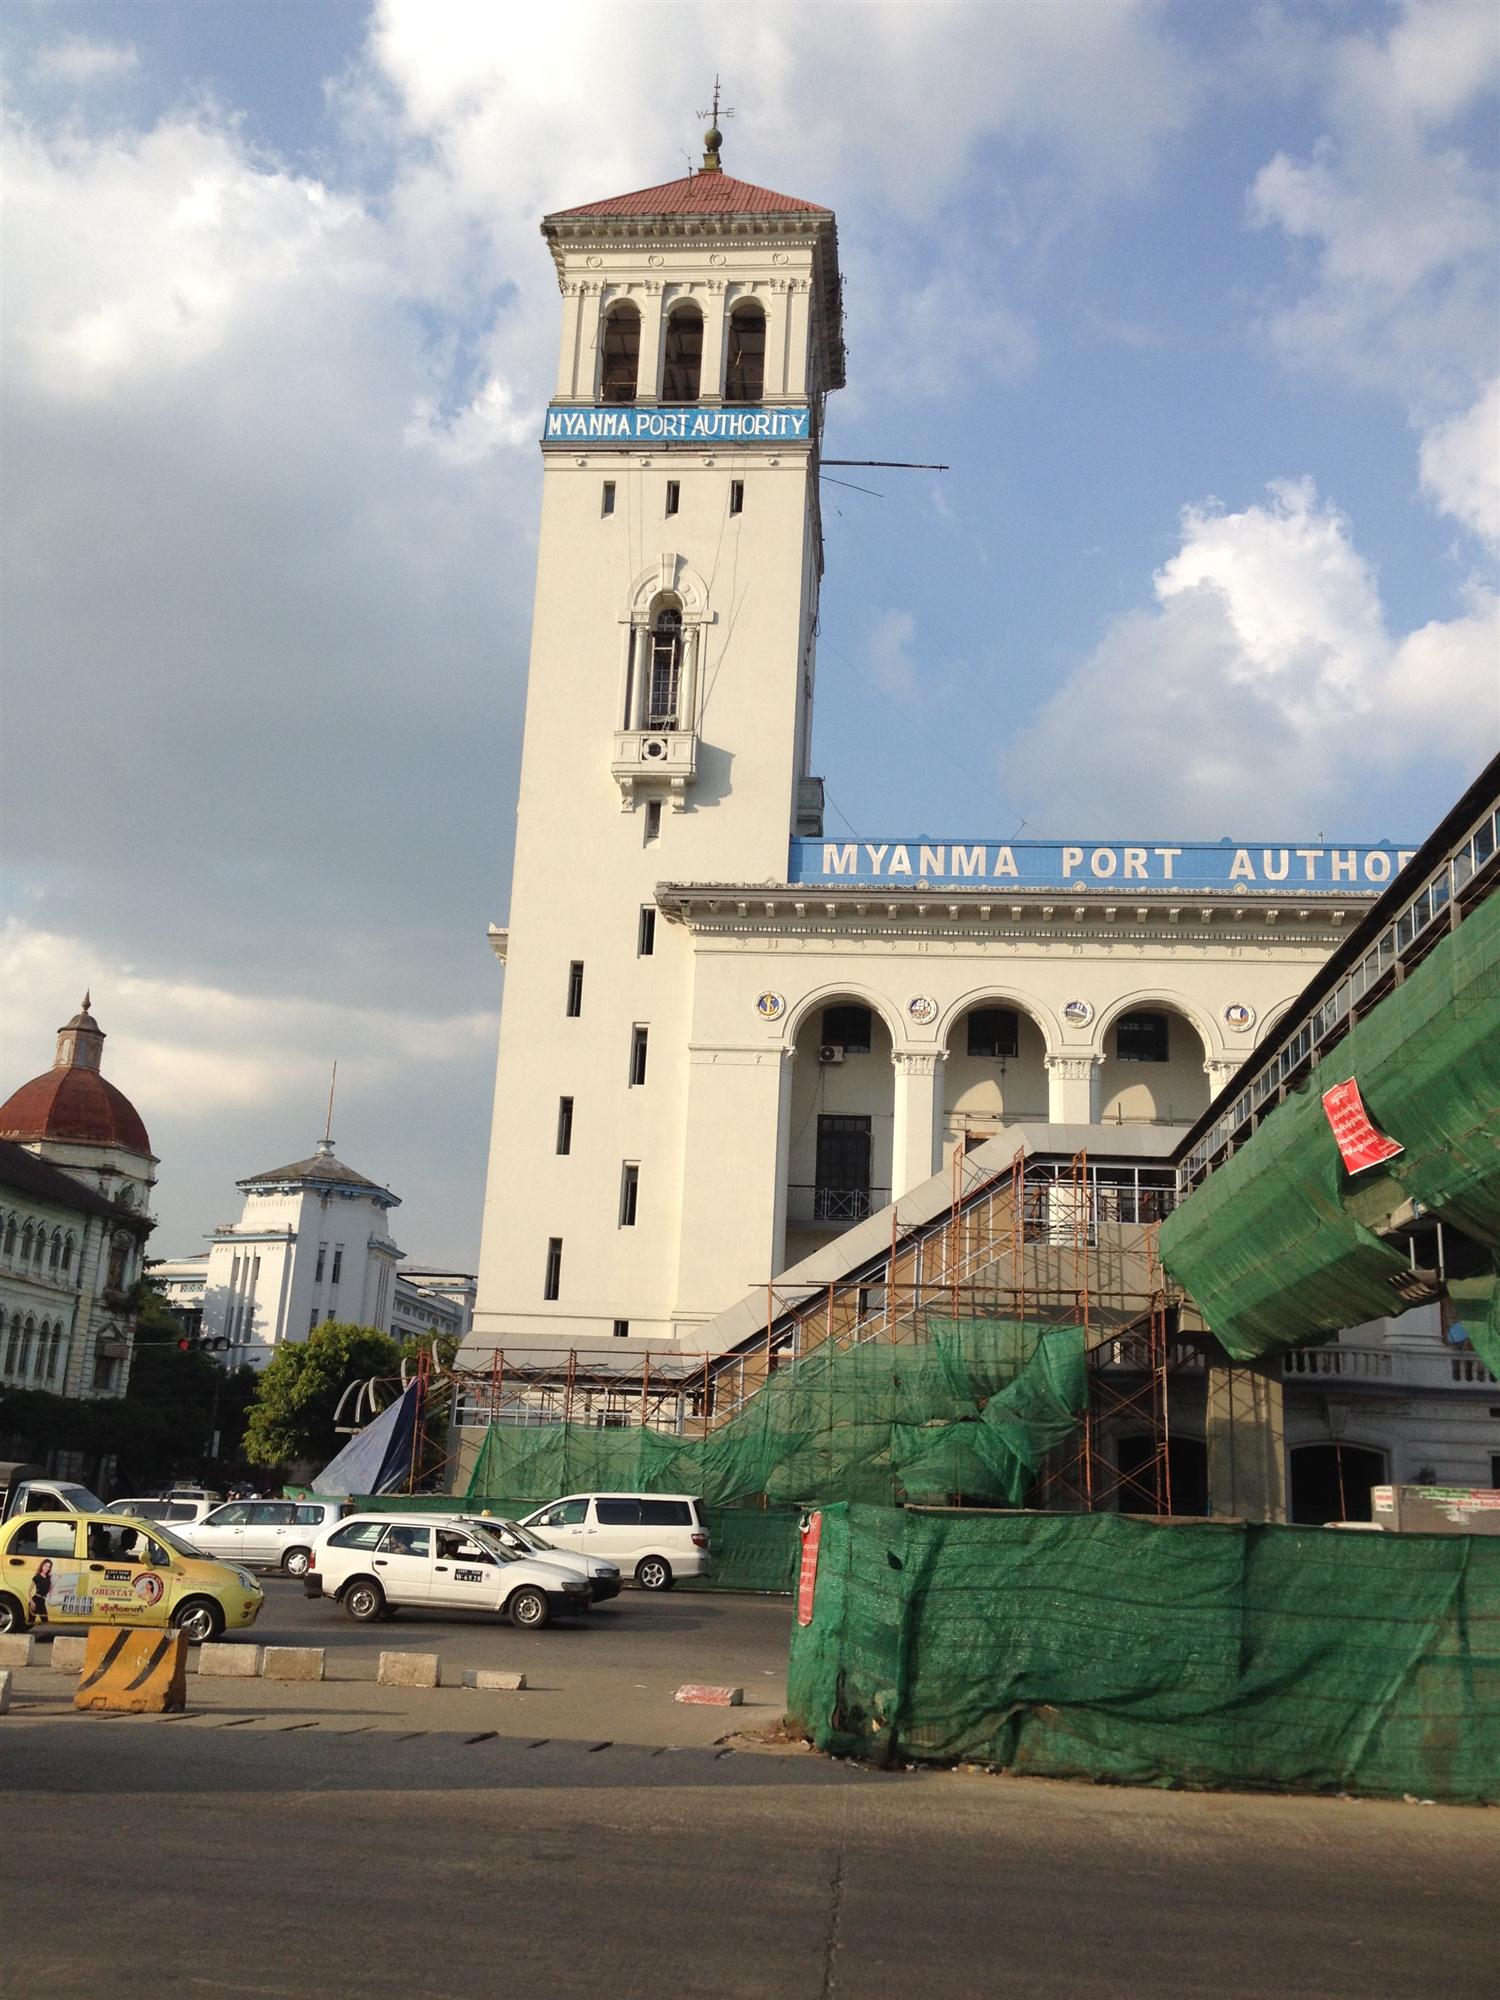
[28,36,139,90]
[864,610,922,705]
[1004,479,1498,835]
[1420,378,1500,550]
[1247,0,1499,542]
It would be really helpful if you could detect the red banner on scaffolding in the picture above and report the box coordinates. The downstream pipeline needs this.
[1322,1079,1404,1174]
[797,1512,823,1625]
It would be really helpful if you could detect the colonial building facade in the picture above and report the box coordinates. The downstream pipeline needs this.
[0,999,156,1398]
[469,141,1403,1358]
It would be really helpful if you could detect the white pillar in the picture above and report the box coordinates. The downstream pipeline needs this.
[891,1052,945,1196]
[638,282,665,401]
[701,281,728,402]
[631,623,650,730]
[577,284,604,399]
[555,284,585,399]
[678,624,700,731]
[786,279,812,399]
[765,281,790,399]
[1046,1056,1098,1123]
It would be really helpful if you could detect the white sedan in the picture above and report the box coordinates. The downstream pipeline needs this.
[457,1514,622,1601]
[305,1514,592,1628]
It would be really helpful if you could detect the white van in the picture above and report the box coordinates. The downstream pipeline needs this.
[518,1494,711,1591]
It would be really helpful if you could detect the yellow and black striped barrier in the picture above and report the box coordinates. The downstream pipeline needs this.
[74,1626,188,1714]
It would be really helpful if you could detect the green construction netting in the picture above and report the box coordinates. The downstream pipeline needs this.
[1160,891,1500,1363]
[463,1320,1088,1520]
[787,1503,1500,1803]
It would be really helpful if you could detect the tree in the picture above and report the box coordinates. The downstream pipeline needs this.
[242,1321,401,1469]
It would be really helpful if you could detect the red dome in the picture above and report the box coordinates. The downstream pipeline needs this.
[0,1067,151,1154]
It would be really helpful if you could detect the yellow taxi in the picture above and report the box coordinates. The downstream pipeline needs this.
[0,1510,263,1643]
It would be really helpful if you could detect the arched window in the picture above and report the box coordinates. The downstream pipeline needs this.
[662,304,703,401]
[20,1222,34,1265]
[2,1214,14,1258]
[19,1317,35,1378]
[600,303,641,404]
[46,1325,63,1381]
[3,1315,20,1376]
[648,607,683,728]
[725,301,766,403]
[49,1230,61,1272]
[61,1232,74,1274]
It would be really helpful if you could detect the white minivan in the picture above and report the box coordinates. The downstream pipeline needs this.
[518,1494,711,1591]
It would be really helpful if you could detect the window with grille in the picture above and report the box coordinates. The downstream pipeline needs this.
[821,1004,872,1053]
[967,1007,1019,1058]
[1115,1012,1169,1062]
[648,608,683,728]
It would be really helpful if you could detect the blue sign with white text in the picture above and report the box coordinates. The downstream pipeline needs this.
[788,838,1414,891]
[543,404,812,445]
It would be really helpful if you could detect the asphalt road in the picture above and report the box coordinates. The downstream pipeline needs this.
[29,1573,797,1689]
[4,1705,1495,2000]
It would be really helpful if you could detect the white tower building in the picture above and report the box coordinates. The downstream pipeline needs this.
[475,131,843,1349]
[471,134,1400,1359]
[189,1138,404,1370]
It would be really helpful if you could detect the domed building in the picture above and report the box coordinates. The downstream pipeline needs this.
[0,998,156,1401]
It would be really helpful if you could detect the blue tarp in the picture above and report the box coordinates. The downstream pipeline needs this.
[310,1382,419,1496]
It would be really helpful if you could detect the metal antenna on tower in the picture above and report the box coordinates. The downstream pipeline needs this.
[323,1061,338,1147]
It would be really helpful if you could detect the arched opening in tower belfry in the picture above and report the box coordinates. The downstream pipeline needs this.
[600,302,641,403]
[725,301,765,403]
[662,303,703,401]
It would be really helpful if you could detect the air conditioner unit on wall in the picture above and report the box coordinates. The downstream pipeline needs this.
[818,1045,846,1065]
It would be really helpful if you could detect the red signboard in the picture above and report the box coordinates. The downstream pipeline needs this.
[797,1511,823,1625]
[1322,1079,1404,1174]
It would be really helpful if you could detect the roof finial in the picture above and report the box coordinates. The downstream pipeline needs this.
[318,1060,337,1155]
[82,990,91,1014]
[697,75,732,174]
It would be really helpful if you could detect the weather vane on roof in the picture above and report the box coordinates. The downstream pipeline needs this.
[696,74,733,173]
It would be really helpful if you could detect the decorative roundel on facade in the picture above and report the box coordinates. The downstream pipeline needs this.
[1224,1003,1256,1033]
[648,253,664,267]
[710,252,727,267]
[586,255,602,269]
[1062,999,1094,1027]
[755,992,786,1021]
[773,252,789,265]
[907,995,938,1025]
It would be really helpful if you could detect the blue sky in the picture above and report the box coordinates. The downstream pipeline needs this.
[3,0,1496,1266]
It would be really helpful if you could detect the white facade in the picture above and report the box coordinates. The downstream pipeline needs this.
[156,1139,405,1372]
[471,158,1397,1357]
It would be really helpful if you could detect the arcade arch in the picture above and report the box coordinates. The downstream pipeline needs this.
[1096,996,1214,1128]
[940,996,1051,1151]
[784,990,897,1249]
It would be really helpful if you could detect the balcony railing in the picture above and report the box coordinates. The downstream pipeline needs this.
[1281,1345,1498,1390]
[786,1184,890,1228]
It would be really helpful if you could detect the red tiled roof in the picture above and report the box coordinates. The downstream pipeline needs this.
[0,1068,151,1154]
[551,172,828,220]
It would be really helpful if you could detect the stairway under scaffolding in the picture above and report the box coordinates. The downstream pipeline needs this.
[428,1149,1203,1516]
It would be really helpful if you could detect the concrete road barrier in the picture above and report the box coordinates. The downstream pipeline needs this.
[0,1667,11,1713]
[0,1634,36,1669]
[261,1647,325,1682]
[675,1684,744,1707]
[50,1636,87,1673]
[377,1651,440,1689]
[74,1627,188,1715]
[197,1643,265,1679]
[459,1669,527,1691]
